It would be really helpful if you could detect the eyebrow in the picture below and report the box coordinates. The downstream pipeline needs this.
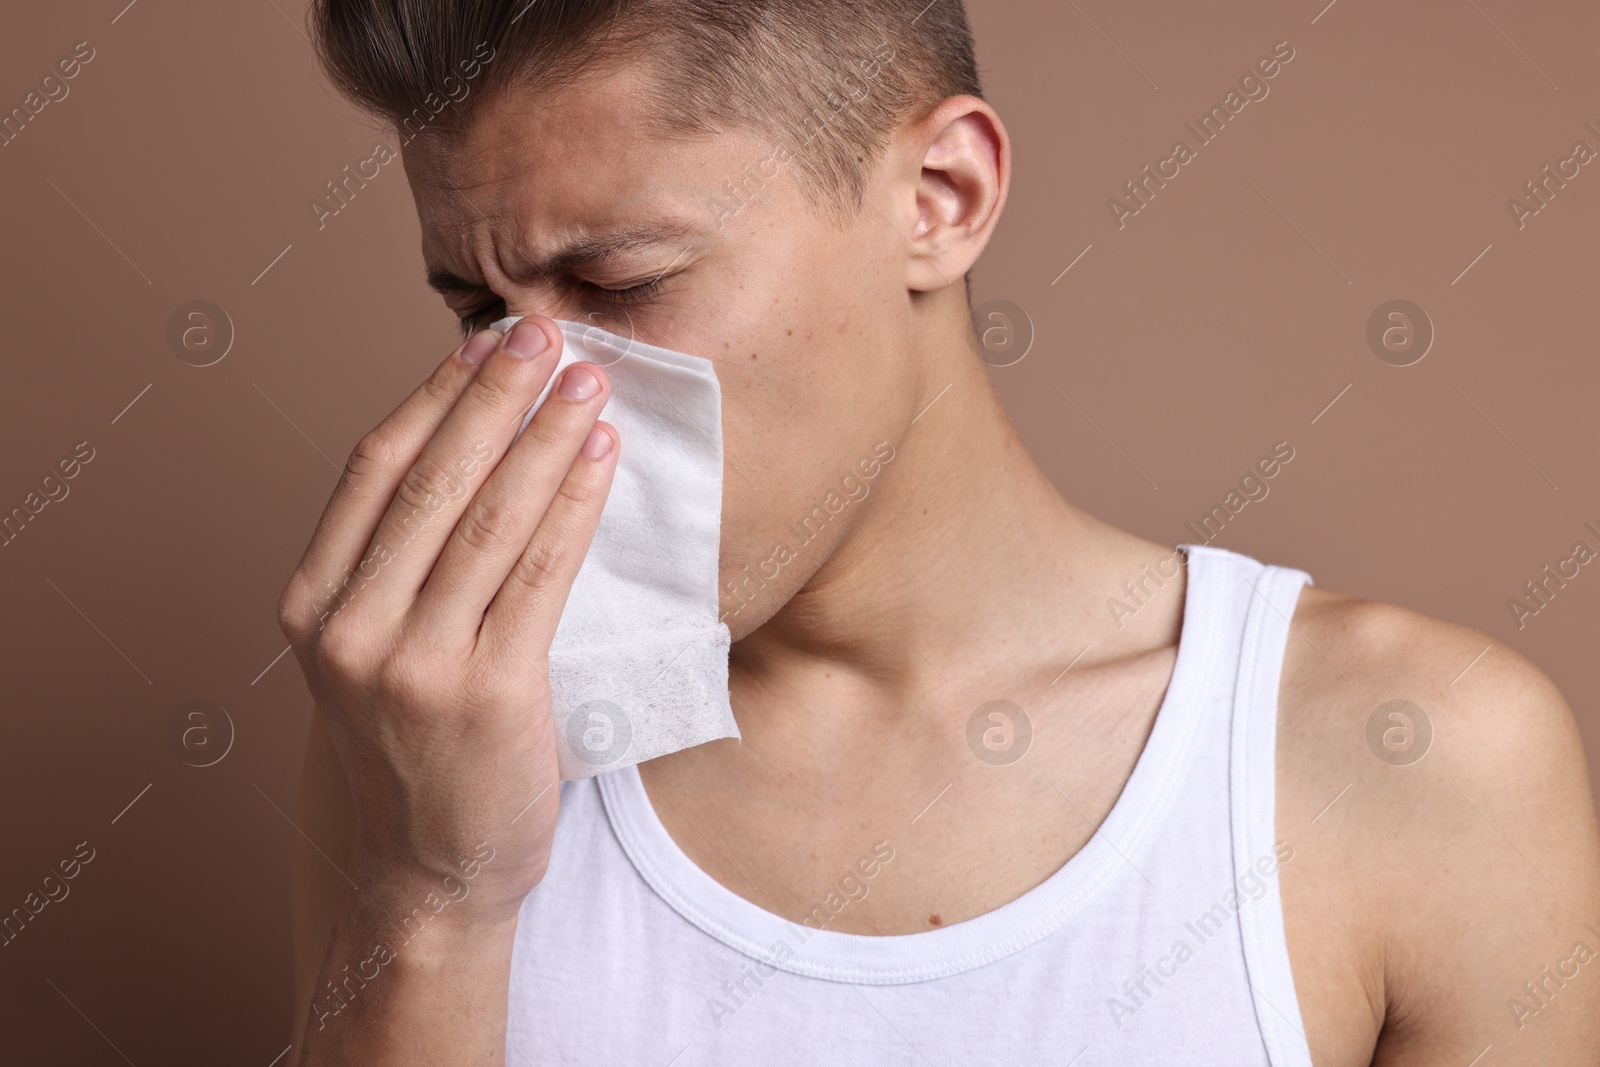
[426,221,698,296]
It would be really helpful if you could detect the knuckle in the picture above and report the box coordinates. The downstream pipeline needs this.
[372,652,421,700]
[282,573,364,648]
[456,659,513,714]
[552,469,605,513]
[417,371,460,409]
[394,455,466,516]
[345,430,401,485]
[371,643,459,708]
[466,367,518,409]
[313,618,372,680]
[510,537,565,595]
[454,497,520,552]
[277,578,314,643]
[517,416,562,454]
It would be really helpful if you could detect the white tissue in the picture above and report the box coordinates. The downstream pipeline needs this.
[490,315,739,779]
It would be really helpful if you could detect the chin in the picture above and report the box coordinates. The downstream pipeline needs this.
[716,560,803,642]
[719,592,779,643]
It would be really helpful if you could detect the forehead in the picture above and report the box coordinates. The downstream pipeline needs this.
[403,60,759,281]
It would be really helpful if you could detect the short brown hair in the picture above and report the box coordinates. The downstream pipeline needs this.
[308,0,983,220]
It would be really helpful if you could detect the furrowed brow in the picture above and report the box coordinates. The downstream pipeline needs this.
[513,221,698,279]
[426,221,698,296]
[425,266,487,297]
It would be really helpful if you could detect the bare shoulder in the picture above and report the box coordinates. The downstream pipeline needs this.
[1276,582,1600,1066]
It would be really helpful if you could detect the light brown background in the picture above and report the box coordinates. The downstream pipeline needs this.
[1,0,1595,1060]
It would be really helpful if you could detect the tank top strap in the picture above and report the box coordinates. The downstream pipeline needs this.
[1225,553,1315,1067]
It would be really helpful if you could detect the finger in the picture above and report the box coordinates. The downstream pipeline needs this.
[355,317,564,616]
[280,329,500,633]
[481,419,619,656]
[413,360,614,635]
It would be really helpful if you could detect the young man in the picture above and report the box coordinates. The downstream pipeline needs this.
[280,1,1600,1063]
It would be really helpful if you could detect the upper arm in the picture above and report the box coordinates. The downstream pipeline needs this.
[289,705,358,1066]
[1282,592,1600,1066]
[1373,635,1600,1065]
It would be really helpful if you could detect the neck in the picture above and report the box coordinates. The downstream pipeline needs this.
[727,310,1138,745]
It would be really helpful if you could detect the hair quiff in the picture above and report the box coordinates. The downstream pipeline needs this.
[308,0,983,219]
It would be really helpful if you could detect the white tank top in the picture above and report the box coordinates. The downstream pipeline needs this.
[506,544,1316,1065]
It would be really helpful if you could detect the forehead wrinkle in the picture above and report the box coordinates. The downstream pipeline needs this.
[411,157,524,282]
[410,66,736,297]
[426,217,702,297]
[499,219,700,282]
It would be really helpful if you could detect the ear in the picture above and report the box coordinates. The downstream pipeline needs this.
[905,96,1010,293]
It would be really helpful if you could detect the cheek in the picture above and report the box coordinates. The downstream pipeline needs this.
[698,213,908,582]
[716,347,828,528]
[712,361,840,591]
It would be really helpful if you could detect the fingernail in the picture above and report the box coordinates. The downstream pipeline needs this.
[459,330,499,365]
[580,426,612,459]
[558,364,599,400]
[506,320,549,360]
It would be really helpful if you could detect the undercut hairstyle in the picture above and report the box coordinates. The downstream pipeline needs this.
[308,0,984,222]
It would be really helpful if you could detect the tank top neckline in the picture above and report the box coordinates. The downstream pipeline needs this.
[596,543,1228,985]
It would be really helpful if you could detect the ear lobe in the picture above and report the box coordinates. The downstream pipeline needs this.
[906,97,1010,293]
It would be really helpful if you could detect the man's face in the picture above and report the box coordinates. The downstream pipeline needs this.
[404,59,926,639]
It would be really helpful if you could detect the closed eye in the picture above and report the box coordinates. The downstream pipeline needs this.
[587,276,665,307]
[455,277,669,338]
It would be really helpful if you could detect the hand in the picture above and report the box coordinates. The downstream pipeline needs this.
[277,316,617,926]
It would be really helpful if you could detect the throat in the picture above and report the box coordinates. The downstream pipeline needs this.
[634,637,1177,935]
